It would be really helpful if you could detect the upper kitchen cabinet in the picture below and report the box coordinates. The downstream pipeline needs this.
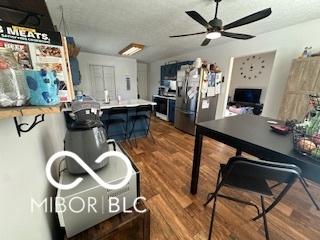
[161,63,178,80]
[161,61,193,81]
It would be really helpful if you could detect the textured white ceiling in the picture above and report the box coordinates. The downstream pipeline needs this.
[46,0,320,63]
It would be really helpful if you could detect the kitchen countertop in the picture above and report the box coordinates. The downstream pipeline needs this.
[62,99,156,112]
[153,94,176,100]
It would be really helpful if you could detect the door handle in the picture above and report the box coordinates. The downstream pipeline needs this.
[177,109,194,115]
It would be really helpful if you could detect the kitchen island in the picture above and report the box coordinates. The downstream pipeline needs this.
[63,99,156,141]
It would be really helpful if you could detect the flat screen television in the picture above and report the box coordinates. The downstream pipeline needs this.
[234,88,262,104]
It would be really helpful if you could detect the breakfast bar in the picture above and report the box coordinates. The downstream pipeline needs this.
[64,99,156,141]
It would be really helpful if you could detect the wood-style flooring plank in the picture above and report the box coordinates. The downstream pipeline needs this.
[121,117,320,239]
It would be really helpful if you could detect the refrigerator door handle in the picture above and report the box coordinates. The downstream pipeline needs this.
[176,109,194,115]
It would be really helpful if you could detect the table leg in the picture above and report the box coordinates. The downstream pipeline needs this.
[191,128,203,194]
[236,149,242,156]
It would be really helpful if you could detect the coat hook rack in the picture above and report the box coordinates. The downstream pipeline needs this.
[14,114,45,137]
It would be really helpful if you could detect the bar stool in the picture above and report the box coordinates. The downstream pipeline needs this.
[128,105,155,147]
[103,107,128,141]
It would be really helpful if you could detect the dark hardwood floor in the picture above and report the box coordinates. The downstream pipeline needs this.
[121,117,320,240]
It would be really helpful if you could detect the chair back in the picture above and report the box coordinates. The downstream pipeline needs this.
[224,157,301,185]
[136,104,152,113]
[108,107,128,115]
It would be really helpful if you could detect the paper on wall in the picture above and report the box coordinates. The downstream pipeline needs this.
[201,99,210,109]
[189,68,200,87]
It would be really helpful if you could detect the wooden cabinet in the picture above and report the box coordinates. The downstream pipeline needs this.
[278,57,320,121]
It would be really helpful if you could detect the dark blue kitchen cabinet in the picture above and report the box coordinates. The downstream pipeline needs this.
[168,99,176,123]
[160,61,193,85]
[161,63,177,81]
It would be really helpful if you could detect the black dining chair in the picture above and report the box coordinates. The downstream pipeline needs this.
[204,156,320,240]
[103,107,128,141]
[128,105,155,147]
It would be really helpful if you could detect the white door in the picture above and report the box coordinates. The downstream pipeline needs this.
[103,66,116,100]
[89,64,116,100]
[137,63,148,99]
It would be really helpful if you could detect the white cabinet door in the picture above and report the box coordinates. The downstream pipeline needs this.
[103,66,116,100]
[89,65,116,101]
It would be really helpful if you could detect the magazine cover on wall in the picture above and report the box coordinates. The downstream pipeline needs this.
[0,20,74,102]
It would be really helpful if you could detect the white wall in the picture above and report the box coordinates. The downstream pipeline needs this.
[149,18,320,119]
[229,51,276,104]
[0,114,66,240]
[77,52,138,100]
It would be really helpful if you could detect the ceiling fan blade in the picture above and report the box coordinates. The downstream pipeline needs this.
[223,8,272,30]
[170,31,206,38]
[186,11,209,28]
[221,31,255,40]
[201,38,211,46]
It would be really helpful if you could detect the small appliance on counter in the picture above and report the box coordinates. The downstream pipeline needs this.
[60,100,141,237]
[158,86,168,96]
[65,100,115,174]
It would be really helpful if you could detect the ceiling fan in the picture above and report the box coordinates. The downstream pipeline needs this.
[169,0,272,46]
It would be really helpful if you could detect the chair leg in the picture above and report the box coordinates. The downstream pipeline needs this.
[145,117,155,143]
[106,124,110,139]
[299,177,320,210]
[270,182,283,190]
[301,177,309,187]
[260,196,270,240]
[252,183,293,221]
[208,194,218,240]
[216,194,260,216]
[128,119,137,147]
[122,123,127,142]
[204,169,222,206]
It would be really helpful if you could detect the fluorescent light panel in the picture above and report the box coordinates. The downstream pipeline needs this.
[119,43,144,56]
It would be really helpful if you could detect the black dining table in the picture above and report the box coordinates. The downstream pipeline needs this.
[191,114,320,194]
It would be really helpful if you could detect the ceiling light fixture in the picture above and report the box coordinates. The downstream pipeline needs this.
[206,31,222,40]
[119,43,144,56]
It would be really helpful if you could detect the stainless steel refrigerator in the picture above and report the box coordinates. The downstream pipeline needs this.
[174,66,221,135]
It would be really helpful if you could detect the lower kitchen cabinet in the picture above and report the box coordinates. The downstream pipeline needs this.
[168,99,176,123]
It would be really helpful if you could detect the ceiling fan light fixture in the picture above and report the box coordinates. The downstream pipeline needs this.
[206,31,221,39]
[119,43,144,56]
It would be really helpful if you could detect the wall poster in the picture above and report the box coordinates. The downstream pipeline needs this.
[0,21,74,102]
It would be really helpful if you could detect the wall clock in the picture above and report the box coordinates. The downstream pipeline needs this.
[239,55,266,80]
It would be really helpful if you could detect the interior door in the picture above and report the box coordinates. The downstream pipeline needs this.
[137,63,148,99]
[103,66,116,100]
[89,65,116,101]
